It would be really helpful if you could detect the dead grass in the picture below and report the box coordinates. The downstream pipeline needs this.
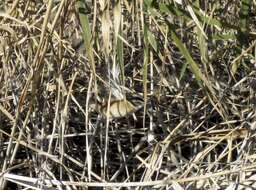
[0,0,256,189]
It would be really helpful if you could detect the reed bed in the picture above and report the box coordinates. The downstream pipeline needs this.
[0,0,256,189]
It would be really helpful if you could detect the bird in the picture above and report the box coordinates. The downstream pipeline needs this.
[89,95,144,120]
[88,57,146,119]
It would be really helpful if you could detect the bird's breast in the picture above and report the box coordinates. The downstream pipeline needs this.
[101,100,136,118]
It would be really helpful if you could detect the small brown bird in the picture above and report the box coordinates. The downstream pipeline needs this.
[89,62,145,119]
[90,96,144,119]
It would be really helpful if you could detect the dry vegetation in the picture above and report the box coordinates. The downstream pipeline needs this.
[1,0,256,189]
